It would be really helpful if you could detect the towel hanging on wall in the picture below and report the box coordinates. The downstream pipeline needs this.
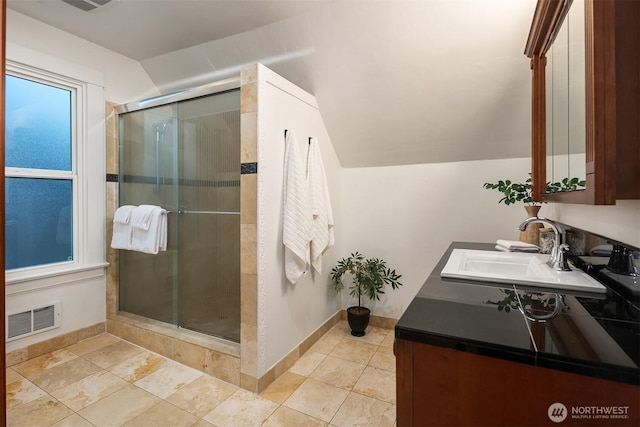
[307,137,335,273]
[282,130,313,284]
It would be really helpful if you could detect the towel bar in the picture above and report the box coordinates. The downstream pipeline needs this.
[165,210,240,215]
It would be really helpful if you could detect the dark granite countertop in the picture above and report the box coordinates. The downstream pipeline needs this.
[395,242,640,385]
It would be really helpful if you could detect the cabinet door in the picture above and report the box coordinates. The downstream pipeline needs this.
[525,0,640,204]
[396,340,640,426]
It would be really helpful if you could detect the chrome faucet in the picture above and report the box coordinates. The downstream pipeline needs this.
[517,217,571,271]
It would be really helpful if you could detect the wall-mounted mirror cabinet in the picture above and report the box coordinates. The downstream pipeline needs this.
[525,0,639,204]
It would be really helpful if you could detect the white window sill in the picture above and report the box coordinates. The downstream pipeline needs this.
[6,262,110,296]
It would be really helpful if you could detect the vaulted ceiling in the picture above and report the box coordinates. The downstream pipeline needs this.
[7,0,537,167]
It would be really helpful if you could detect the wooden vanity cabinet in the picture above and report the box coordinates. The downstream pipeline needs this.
[525,0,639,204]
[395,339,640,426]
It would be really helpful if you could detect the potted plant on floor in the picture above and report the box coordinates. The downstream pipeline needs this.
[330,252,403,337]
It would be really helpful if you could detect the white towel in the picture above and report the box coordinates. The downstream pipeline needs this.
[114,205,135,224]
[307,137,335,273]
[496,239,540,253]
[111,205,136,250]
[283,130,313,284]
[130,204,160,231]
[130,205,167,254]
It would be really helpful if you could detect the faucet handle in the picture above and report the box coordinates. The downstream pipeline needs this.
[547,243,571,271]
[607,244,639,276]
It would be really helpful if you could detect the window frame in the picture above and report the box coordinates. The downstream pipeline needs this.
[5,55,105,287]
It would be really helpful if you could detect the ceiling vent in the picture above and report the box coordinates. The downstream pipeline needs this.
[62,0,114,12]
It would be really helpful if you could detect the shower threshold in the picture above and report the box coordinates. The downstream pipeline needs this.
[110,311,240,358]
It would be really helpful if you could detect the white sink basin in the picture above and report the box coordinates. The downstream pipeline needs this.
[441,249,607,294]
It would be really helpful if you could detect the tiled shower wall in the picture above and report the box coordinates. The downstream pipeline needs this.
[239,65,259,391]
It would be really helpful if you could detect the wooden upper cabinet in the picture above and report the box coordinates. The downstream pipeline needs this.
[525,0,639,204]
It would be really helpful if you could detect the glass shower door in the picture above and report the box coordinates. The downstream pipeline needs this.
[119,104,179,326]
[118,89,240,343]
[176,91,240,341]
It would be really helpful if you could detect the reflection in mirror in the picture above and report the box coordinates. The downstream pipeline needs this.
[545,0,586,190]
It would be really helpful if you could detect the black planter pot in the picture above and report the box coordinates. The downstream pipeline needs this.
[347,306,371,337]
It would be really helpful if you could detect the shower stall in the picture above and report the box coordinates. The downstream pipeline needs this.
[116,81,241,343]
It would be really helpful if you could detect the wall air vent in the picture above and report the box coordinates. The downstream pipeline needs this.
[7,302,62,341]
[62,0,113,12]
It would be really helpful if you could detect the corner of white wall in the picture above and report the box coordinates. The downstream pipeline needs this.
[256,64,343,375]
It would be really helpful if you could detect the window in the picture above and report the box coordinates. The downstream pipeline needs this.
[4,48,106,288]
[5,73,76,271]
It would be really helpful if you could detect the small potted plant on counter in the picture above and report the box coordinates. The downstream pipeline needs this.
[330,252,403,337]
[483,175,586,244]
[482,175,586,210]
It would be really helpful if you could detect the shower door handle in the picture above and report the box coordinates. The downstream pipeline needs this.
[154,125,161,193]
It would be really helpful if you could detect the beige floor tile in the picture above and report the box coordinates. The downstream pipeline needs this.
[329,338,378,365]
[66,333,122,356]
[30,358,102,394]
[309,331,344,355]
[288,351,326,377]
[353,366,396,404]
[7,395,73,427]
[107,351,168,383]
[123,401,198,427]
[166,375,237,417]
[50,413,96,427]
[77,384,162,426]
[5,368,24,385]
[6,378,47,409]
[309,355,366,391]
[369,346,396,373]
[13,349,79,379]
[262,405,328,427]
[133,360,203,399]
[381,331,395,347]
[191,419,215,427]
[328,321,352,337]
[331,392,396,427]
[283,378,349,422]
[4,321,396,427]
[84,340,145,369]
[202,388,279,427]
[51,369,129,411]
[260,371,307,404]
[345,325,389,346]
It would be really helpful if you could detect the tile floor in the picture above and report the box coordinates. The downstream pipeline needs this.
[6,321,397,426]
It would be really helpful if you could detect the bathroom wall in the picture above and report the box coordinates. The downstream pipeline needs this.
[5,10,158,354]
[341,158,640,319]
[253,64,343,377]
[7,10,158,103]
[340,157,535,318]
